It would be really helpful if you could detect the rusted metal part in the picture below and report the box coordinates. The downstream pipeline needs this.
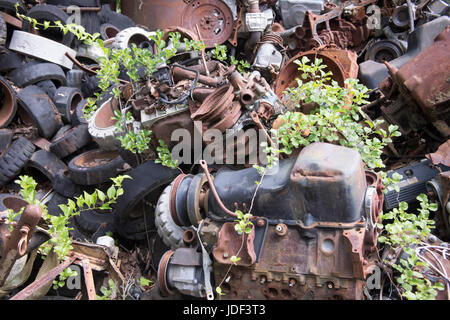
[170,174,187,227]
[427,140,450,168]
[158,250,176,296]
[200,160,239,219]
[151,109,195,147]
[386,27,450,123]
[171,65,223,87]
[0,205,42,288]
[191,84,241,133]
[181,0,234,48]
[182,229,197,246]
[213,222,256,267]
[213,224,375,300]
[285,2,370,53]
[10,240,125,300]
[65,52,97,75]
[274,48,359,98]
[192,87,217,102]
[228,68,247,91]
[121,0,186,33]
[228,2,243,47]
[80,259,96,300]
[0,11,22,29]
[0,77,17,128]
[60,7,101,12]
[65,53,131,84]
[10,255,76,300]
[162,26,199,43]
[250,111,274,147]
[275,223,288,236]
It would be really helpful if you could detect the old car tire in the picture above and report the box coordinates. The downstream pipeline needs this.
[74,209,115,236]
[0,128,12,151]
[27,150,80,198]
[0,52,25,73]
[114,160,179,241]
[112,27,154,51]
[53,86,84,123]
[35,80,57,100]
[9,62,66,88]
[44,191,67,217]
[99,5,134,31]
[0,0,26,15]
[0,75,17,128]
[88,97,120,150]
[28,4,74,46]
[71,98,90,126]
[68,149,127,185]
[0,136,35,187]
[0,12,6,47]
[155,183,186,249]
[100,23,119,40]
[49,124,91,159]
[51,124,72,141]
[17,85,62,139]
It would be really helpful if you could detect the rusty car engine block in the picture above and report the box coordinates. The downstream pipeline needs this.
[155,142,384,300]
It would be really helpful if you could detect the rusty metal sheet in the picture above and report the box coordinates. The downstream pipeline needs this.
[389,27,450,122]
[274,48,359,98]
[426,140,450,167]
[121,0,185,32]
[213,222,256,267]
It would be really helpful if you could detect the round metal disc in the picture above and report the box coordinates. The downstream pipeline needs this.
[181,0,234,48]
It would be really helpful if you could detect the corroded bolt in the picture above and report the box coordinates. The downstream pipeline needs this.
[275,223,288,236]
[327,282,334,289]
[256,218,265,227]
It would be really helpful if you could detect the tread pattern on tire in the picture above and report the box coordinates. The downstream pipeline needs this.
[155,183,185,249]
[0,137,35,187]
[49,124,91,158]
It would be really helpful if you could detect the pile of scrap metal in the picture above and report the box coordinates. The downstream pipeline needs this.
[0,0,448,300]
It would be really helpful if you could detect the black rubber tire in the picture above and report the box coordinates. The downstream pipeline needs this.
[74,208,114,236]
[71,98,89,126]
[0,0,26,15]
[0,11,6,48]
[118,146,139,168]
[0,193,27,212]
[45,191,67,217]
[80,74,100,98]
[113,160,179,241]
[68,149,127,185]
[53,86,84,123]
[17,85,63,139]
[100,23,119,40]
[79,11,102,36]
[0,52,25,73]
[9,62,67,88]
[66,69,84,91]
[46,0,99,6]
[49,124,91,159]
[0,136,35,187]
[98,5,134,31]
[51,124,72,141]
[0,128,12,151]
[35,80,57,100]
[28,4,74,47]
[27,149,80,198]
[0,75,17,128]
